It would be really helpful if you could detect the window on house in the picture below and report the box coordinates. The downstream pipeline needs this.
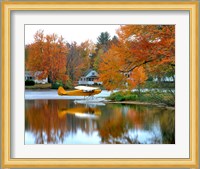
[27,76,34,80]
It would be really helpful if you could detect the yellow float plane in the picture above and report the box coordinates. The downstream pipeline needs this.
[58,86,101,97]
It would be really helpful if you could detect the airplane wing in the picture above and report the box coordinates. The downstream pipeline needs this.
[75,86,99,92]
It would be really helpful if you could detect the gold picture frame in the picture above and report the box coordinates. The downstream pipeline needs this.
[1,1,199,168]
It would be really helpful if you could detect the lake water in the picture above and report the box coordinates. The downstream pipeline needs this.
[25,99,175,144]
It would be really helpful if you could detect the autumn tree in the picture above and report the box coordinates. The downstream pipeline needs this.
[26,30,68,84]
[66,40,92,86]
[128,66,148,95]
[25,45,30,70]
[99,25,175,90]
[93,33,117,71]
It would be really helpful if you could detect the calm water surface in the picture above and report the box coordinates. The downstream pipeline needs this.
[25,100,175,144]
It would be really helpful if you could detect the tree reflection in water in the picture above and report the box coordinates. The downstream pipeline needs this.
[25,100,68,144]
[25,100,175,144]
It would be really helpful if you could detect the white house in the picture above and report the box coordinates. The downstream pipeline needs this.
[78,69,102,85]
[153,76,175,82]
[25,71,48,84]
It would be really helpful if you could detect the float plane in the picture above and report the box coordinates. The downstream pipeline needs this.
[58,86,102,97]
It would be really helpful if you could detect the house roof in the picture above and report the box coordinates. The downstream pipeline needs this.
[83,69,93,76]
[81,69,99,78]
[25,71,44,77]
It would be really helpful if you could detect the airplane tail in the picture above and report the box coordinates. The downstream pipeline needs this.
[57,86,67,95]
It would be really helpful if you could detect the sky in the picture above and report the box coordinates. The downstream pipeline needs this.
[25,25,121,45]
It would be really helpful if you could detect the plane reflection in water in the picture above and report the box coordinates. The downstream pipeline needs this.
[58,107,101,119]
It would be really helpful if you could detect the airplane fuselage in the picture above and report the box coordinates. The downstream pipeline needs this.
[58,86,101,96]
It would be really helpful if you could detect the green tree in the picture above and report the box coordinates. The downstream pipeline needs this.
[93,32,116,71]
[97,32,111,52]
[110,35,118,45]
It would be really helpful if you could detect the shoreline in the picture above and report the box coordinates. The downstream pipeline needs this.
[25,90,175,109]
[107,100,175,110]
[25,90,112,100]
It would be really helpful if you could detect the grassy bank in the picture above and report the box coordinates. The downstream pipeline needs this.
[107,90,175,107]
[25,83,52,89]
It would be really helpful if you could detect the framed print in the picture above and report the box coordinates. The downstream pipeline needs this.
[1,1,199,168]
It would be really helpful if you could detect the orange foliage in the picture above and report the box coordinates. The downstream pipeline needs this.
[128,66,148,89]
[99,46,126,90]
[99,25,175,90]
[26,30,68,83]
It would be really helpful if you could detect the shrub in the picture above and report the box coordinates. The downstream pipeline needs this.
[52,81,63,89]
[65,80,73,89]
[108,91,138,101]
[25,80,35,86]
[115,95,125,101]
[124,94,138,101]
[143,90,175,106]
[108,92,123,101]
[108,90,175,107]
